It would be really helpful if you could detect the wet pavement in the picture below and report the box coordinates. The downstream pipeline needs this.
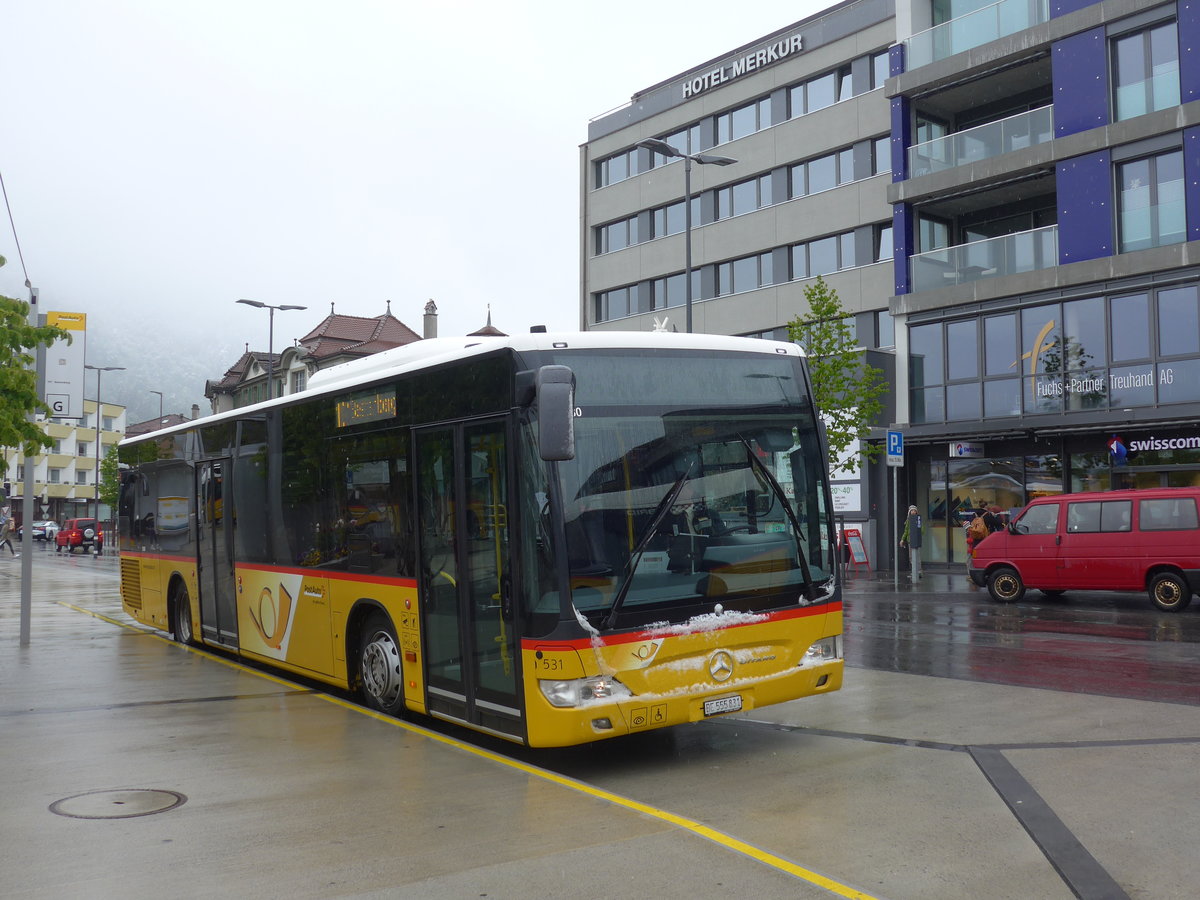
[3,546,1199,899]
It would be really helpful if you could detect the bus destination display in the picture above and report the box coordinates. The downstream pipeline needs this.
[335,388,397,428]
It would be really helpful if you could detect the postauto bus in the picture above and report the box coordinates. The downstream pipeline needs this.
[118,332,843,747]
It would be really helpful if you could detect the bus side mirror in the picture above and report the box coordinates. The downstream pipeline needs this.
[536,365,575,462]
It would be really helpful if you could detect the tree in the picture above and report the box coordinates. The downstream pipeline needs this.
[0,295,70,476]
[99,444,121,512]
[786,276,889,466]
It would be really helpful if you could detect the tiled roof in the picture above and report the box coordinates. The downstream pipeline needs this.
[298,312,421,359]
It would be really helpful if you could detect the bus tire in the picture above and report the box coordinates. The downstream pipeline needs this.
[172,582,195,645]
[987,566,1025,603]
[1149,572,1192,613]
[359,614,405,716]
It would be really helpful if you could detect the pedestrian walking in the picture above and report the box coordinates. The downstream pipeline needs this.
[0,513,17,557]
[899,504,922,580]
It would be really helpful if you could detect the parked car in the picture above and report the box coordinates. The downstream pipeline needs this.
[55,518,103,554]
[31,520,60,541]
[968,487,1200,612]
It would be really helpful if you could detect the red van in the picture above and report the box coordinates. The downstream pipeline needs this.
[968,488,1200,612]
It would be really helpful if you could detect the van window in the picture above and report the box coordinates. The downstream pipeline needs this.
[1066,500,1131,533]
[1139,497,1200,531]
[1015,504,1059,534]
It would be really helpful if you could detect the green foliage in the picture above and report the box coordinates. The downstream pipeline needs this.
[0,295,70,474]
[100,444,121,510]
[786,277,889,465]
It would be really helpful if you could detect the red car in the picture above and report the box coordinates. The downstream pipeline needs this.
[55,518,103,554]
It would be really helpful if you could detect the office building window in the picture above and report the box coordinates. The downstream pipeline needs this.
[1118,149,1184,252]
[876,310,895,348]
[875,224,894,262]
[1112,21,1179,121]
[76,471,89,485]
[871,50,889,89]
[49,468,62,484]
[77,442,90,457]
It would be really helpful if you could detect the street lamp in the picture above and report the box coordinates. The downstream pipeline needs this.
[149,390,163,421]
[85,364,125,526]
[636,138,737,333]
[237,299,308,399]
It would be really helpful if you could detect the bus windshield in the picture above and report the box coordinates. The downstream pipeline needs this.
[546,350,834,629]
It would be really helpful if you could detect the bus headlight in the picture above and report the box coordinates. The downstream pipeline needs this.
[803,636,842,664]
[539,675,632,708]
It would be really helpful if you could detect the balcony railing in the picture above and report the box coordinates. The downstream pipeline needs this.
[908,106,1053,176]
[910,225,1058,292]
[904,0,1051,70]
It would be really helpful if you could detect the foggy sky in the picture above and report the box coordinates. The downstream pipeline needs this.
[0,0,829,421]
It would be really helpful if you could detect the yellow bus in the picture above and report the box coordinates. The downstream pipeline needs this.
[118,332,843,747]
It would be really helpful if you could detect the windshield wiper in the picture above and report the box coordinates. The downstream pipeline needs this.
[737,436,817,603]
[601,461,695,630]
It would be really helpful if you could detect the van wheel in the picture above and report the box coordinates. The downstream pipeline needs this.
[1149,572,1192,613]
[359,614,406,716]
[987,566,1025,603]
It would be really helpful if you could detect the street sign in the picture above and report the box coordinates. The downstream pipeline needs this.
[886,429,904,467]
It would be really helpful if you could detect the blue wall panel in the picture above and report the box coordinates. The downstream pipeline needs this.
[891,95,910,183]
[1057,151,1113,264]
[1186,127,1200,242]
[893,203,913,295]
[1052,28,1108,137]
[1181,0,1200,103]
[1052,0,1102,16]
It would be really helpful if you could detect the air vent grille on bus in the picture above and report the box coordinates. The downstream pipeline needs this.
[120,559,143,610]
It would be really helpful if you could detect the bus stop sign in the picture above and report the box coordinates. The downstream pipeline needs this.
[886,430,904,467]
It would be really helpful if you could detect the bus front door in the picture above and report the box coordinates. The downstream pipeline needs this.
[416,419,522,740]
[196,459,238,648]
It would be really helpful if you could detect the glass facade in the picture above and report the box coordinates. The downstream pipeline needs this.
[909,283,1200,424]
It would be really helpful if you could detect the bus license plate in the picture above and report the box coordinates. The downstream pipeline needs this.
[703,695,742,717]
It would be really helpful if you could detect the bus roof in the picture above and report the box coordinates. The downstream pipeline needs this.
[121,331,805,445]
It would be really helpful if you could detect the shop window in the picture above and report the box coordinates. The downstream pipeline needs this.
[945,319,978,380]
[1157,285,1199,357]
[1070,452,1110,492]
[909,323,944,387]
[1109,293,1150,361]
[983,378,1021,418]
[946,383,980,420]
[1157,358,1200,405]
[1112,21,1179,122]
[983,313,1017,376]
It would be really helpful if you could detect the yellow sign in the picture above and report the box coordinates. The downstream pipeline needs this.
[48,311,87,330]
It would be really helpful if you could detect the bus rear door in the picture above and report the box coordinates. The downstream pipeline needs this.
[415,419,522,740]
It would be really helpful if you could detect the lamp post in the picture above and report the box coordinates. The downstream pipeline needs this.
[237,299,307,399]
[149,389,163,422]
[636,138,737,333]
[85,364,125,526]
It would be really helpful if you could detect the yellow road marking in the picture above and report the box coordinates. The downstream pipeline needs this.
[61,600,878,900]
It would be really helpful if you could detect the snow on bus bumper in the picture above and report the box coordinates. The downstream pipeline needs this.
[526,636,843,747]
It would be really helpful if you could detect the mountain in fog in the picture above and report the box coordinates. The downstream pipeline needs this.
[82,319,244,427]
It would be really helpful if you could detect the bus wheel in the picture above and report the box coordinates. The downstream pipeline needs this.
[359,615,405,716]
[1149,572,1192,613]
[172,582,195,645]
[987,566,1025,603]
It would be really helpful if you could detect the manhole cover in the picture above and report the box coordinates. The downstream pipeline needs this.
[50,789,187,820]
